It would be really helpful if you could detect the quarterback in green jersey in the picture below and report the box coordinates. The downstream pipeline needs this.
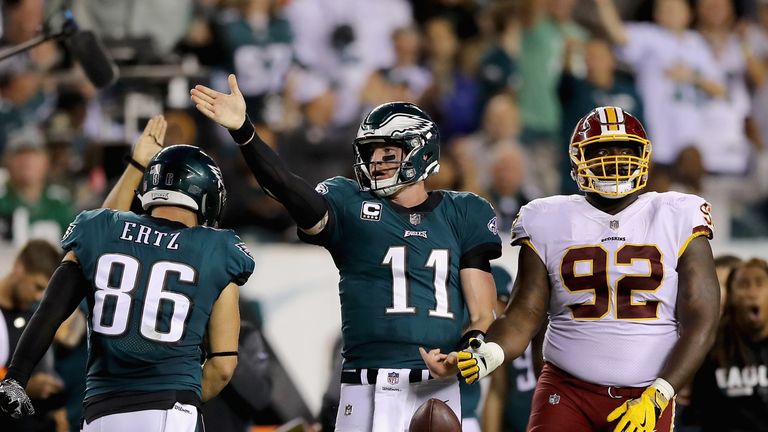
[0,143,254,432]
[192,74,501,431]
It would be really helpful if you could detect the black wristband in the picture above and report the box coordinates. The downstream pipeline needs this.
[455,329,486,351]
[124,155,146,172]
[207,351,238,359]
[229,116,256,145]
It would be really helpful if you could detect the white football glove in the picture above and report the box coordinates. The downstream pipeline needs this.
[457,338,505,384]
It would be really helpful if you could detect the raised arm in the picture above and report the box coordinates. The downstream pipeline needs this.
[191,75,330,236]
[102,115,166,210]
[595,0,628,45]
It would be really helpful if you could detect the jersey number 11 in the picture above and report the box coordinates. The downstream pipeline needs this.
[383,246,454,319]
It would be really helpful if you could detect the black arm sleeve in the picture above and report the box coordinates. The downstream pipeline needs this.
[5,261,88,387]
[459,243,502,272]
[231,117,329,230]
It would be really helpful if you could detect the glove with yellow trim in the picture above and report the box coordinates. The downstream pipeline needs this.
[457,338,505,384]
[607,381,672,432]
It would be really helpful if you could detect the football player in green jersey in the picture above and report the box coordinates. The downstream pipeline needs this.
[0,144,255,432]
[192,74,501,431]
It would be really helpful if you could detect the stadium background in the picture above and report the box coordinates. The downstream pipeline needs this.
[1,0,768,429]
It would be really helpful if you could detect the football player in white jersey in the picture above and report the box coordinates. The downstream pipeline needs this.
[422,106,721,432]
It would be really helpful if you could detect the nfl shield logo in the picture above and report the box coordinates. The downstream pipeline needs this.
[387,372,400,385]
[409,213,422,225]
[548,394,561,405]
[609,220,619,231]
[344,404,353,415]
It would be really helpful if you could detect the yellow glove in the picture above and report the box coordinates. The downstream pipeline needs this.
[456,338,504,384]
[607,383,671,432]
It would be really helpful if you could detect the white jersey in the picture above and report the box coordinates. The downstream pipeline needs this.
[616,23,724,165]
[511,192,714,387]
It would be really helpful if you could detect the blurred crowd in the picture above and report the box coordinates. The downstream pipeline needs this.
[0,0,767,247]
[1,2,768,431]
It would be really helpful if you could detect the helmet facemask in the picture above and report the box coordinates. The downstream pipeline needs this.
[570,135,651,199]
[353,136,439,197]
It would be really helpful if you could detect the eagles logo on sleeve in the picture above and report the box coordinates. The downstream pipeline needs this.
[487,216,498,236]
[236,242,254,262]
[61,223,77,242]
[315,182,329,195]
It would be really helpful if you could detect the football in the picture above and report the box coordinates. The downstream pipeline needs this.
[408,398,462,432]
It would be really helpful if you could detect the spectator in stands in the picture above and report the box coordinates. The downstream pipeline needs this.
[0,240,66,432]
[513,0,588,196]
[219,0,294,126]
[476,1,521,106]
[486,145,533,233]
[0,58,51,153]
[175,0,231,68]
[0,0,58,68]
[747,0,768,153]
[284,0,413,126]
[696,0,765,175]
[276,71,356,187]
[558,37,644,193]
[688,258,768,432]
[410,0,480,40]
[420,16,480,139]
[361,26,432,108]
[451,92,522,194]
[669,146,706,195]
[0,127,73,247]
[715,255,744,317]
[595,0,725,168]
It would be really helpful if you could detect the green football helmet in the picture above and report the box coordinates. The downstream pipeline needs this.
[353,102,441,197]
[138,145,226,227]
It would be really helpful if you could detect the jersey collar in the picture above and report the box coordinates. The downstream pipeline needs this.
[387,190,444,215]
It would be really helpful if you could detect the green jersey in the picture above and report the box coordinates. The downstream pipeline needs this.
[306,177,501,369]
[61,209,254,400]
[0,183,73,245]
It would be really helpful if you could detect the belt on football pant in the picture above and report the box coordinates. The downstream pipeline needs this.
[340,368,434,385]
[546,362,646,399]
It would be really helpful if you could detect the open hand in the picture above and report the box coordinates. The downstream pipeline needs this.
[190,74,247,130]
[419,347,459,378]
[133,115,166,166]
